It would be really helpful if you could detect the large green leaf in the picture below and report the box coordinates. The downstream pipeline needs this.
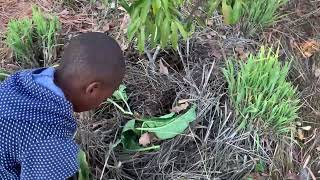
[121,120,160,152]
[136,105,197,140]
[78,150,90,180]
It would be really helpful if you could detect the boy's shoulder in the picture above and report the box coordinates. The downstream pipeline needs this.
[0,68,75,126]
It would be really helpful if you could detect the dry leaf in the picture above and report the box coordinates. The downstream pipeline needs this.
[139,133,155,147]
[301,126,312,131]
[159,60,169,75]
[209,48,222,59]
[171,102,189,113]
[298,129,304,140]
[286,172,300,180]
[178,99,190,104]
[316,146,320,151]
[102,23,110,32]
[235,46,249,60]
[207,19,213,26]
[300,40,320,58]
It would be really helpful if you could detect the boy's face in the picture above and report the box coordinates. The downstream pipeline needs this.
[73,82,115,112]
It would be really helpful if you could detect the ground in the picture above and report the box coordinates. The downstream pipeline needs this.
[0,0,319,179]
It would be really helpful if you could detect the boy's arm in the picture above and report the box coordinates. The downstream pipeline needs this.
[20,138,79,180]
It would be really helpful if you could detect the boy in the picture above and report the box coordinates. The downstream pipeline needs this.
[0,32,125,179]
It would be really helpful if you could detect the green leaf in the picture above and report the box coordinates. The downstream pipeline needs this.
[112,84,128,101]
[222,0,233,25]
[137,105,197,140]
[118,0,131,13]
[138,26,146,52]
[121,120,160,151]
[108,84,133,115]
[78,150,90,180]
[231,0,242,24]
[140,0,151,23]
[127,17,141,41]
[137,112,175,121]
[160,17,170,48]
[175,20,188,40]
[151,0,161,15]
[171,22,178,49]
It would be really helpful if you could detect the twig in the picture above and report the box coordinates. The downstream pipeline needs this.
[99,142,114,180]
[145,46,161,71]
[106,99,133,115]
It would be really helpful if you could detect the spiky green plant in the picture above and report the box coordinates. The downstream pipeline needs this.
[32,6,60,66]
[223,47,299,134]
[5,6,60,68]
[242,0,287,34]
[6,18,35,67]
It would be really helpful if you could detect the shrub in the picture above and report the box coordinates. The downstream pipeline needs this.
[223,47,299,134]
[119,0,194,52]
[6,6,60,68]
[220,0,287,34]
[118,0,223,52]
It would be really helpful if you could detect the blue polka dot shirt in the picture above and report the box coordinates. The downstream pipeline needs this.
[0,68,79,179]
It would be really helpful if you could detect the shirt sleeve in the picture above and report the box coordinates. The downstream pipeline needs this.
[20,138,79,180]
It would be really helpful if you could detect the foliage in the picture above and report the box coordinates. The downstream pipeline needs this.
[6,18,35,66]
[106,84,133,115]
[6,6,60,68]
[223,47,299,134]
[121,119,160,152]
[242,0,287,33]
[78,150,90,180]
[220,0,287,31]
[32,6,60,66]
[137,105,197,139]
[221,0,243,25]
[0,68,9,82]
[104,84,197,151]
[121,106,196,151]
[119,0,196,52]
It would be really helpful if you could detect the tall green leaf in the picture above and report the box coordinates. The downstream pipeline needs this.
[78,150,90,180]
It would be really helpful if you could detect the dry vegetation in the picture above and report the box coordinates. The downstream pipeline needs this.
[1,0,320,179]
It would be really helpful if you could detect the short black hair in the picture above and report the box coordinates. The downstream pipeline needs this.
[60,32,125,87]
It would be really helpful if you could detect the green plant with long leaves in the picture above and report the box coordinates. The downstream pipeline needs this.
[6,6,60,68]
[32,6,60,66]
[242,0,287,34]
[6,18,35,67]
[223,47,299,134]
[221,0,243,25]
[119,0,195,52]
[220,0,287,32]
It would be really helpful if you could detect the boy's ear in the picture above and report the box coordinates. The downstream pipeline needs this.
[85,82,101,95]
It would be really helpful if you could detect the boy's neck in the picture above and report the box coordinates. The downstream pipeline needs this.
[54,69,72,104]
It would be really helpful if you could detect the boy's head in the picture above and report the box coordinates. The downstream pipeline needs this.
[55,32,125,112]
